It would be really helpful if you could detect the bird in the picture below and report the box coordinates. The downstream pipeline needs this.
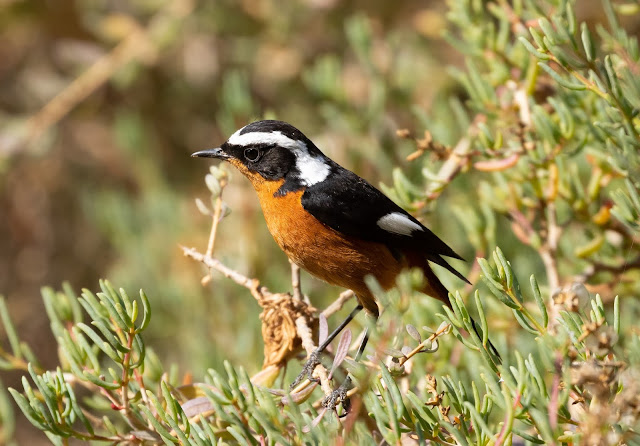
[193,120,498,406]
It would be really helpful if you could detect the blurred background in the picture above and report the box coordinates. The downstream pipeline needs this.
[0,0,618,443]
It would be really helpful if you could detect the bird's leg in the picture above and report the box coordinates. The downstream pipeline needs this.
[322,376,352,412]
[290,304,363,389]
[321,327,370,412]
[354,326,370,361]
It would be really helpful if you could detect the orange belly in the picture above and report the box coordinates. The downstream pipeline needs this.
[252,178,406,315]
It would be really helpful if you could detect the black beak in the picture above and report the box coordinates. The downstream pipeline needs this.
[191,147,230,159]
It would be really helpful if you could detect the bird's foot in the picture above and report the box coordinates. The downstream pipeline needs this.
[322,376,352,414]
[290,350,322,390]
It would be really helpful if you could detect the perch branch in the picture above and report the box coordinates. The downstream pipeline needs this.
[289,260,305,302]
[294,317,333,397]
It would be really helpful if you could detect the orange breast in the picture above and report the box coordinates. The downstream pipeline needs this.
[251,177,404,316]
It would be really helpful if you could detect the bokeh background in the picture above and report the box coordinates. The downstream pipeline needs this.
[0,0,620,443]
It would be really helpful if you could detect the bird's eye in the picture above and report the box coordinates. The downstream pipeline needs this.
[244,148,261,162]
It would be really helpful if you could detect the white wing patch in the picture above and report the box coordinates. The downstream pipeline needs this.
[377,212,423,236]
[227,128,330,186]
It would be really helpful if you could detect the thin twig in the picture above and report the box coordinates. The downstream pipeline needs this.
[290,260,304,302]
[181,246,269,300]
[424,137,473,202]
[321,290,355,318]
[201,176,228,285]
[205,191,225,259]
[398,322,451,367]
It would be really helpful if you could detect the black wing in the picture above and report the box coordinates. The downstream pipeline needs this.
[301,166,469,283]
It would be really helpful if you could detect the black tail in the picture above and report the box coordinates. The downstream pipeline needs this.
[420,261,501,364]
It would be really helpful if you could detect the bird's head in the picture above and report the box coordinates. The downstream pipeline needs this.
[192,120,331,193]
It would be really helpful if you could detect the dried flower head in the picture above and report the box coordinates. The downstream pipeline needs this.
[259,293,318,368]
[553,282,590,312]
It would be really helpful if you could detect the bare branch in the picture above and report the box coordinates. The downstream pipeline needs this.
[294,316,333,397]
[181,246,269,300]
[289,260,305,302]
[321,290,355,318]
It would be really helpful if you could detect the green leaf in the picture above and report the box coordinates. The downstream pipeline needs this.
[76,323,123,362]
[139,290,152,331]
[566,2,577,35]
[614,295,620,335]
[538,18,558,45]
[0,297,22,358]
[139,405,178,443]
[538,62,586,90]
[604,55,623,98]
[473,291,488,347]
[519,36,550,60]
[581,23,596,61]
[380,360,407,421]
[513,309,540,334]
[8,388,47,430]
[530,275,548,328]
[478,257,520,310]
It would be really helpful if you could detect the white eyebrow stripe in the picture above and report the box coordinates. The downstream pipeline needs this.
[227,129,300,149]
[227,128,331,186]
[377,212,423,236]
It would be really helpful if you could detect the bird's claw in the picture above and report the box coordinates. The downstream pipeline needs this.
[290,350,322,390]
[322,376,352,414]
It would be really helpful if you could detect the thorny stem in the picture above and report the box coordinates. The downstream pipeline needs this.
[200,175,228,286]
